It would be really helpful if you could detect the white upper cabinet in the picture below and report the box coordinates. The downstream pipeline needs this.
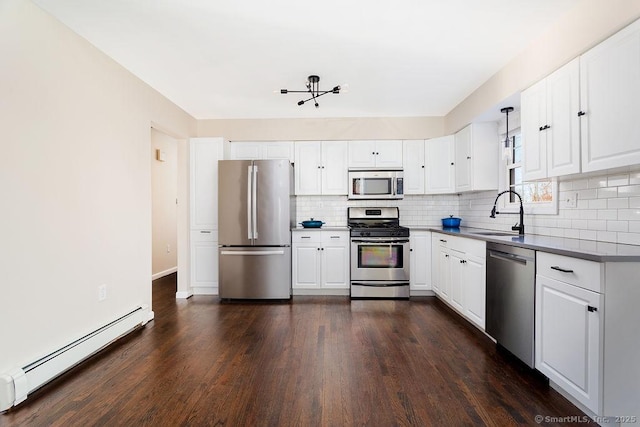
[294,141,348,195]
[522,58,581,180]
[454,123,498,193]
[229,141,294,162]
[348,140,403,168]
[425,135,456,194]
[402,140,426,194]
[190,137,224,230]
[580,19,640,172]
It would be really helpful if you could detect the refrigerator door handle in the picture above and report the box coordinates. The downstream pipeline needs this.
[252,164,258,239]
[220,250,285,256]
[247,165,253,240]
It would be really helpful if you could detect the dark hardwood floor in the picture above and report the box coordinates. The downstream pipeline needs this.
[1,274,593,426]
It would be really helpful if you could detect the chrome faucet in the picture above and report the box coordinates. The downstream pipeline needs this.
[490,190,525,235]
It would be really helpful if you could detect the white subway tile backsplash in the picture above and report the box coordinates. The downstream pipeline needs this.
[607,174,629,187]
[607,221,629,232]
[296,168,640,246]
[608,198,629,209]
[597,187,617,199]
[618,185,640,197]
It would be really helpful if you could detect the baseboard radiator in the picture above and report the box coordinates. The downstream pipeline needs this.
[0,305,149,412]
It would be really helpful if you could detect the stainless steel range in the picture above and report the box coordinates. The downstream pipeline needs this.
[348,207,410,298]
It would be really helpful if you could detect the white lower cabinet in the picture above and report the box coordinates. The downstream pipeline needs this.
[431,233,486,329]
[409,231,431,295]
[292,230,349,295]
[190,230,219,295]
[535,252,603,414]
[535,251,640,418]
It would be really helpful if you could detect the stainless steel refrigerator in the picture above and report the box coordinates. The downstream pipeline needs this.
[218,159,295,299]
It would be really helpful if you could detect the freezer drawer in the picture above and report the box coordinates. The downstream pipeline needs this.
[219,246,291,299]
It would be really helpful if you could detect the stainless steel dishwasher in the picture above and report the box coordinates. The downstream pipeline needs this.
[486,242,536,368]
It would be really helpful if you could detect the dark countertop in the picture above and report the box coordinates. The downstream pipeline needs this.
[425,227,640,262]
[292,227,349,231]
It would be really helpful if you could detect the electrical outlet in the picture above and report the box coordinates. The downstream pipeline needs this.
[98,284,107,301]
[562,192,578,208]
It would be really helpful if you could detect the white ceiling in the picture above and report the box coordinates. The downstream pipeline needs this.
[32,0,580,120]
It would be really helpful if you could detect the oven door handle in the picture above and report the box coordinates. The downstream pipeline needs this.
[351,239,410,244]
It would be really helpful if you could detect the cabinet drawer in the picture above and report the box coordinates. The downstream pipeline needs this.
[292,231,322,243]
[191,229,218,242]
[537,252,603,293]
[321,232,348,245]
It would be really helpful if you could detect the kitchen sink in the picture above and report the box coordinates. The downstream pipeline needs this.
[469,231,519,237]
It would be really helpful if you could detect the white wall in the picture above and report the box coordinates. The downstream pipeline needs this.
[151,128,178,278]
[445,0,640,132]
[0,0,195,374]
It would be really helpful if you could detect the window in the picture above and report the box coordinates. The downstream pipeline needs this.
[501,131,557,214]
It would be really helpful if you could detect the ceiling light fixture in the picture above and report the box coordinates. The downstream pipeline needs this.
[280,75,343,108]
[501,106,514,160]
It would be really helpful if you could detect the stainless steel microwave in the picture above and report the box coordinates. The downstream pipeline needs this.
[348,170,404,200]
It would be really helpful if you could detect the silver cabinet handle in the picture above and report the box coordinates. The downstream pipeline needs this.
[200,230,211,234]
[220,250,284,256]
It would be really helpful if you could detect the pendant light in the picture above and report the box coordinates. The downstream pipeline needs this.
[501,107,514,160]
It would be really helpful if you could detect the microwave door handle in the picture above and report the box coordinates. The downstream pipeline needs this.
[392,177,396,196]
[247,165,253,240]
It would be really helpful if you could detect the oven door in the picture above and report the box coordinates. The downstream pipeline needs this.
[350,238,410,282]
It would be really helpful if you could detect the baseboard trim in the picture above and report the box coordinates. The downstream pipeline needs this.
[152,267,177,281]
[410,290,436,297]
[292,289,350,296]
[175,291,193,299]
[192,286,218,296]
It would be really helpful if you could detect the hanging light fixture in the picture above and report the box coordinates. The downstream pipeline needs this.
[501,106,514,160]
[280,75,344,108]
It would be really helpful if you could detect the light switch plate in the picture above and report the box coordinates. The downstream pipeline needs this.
[562,192,578,208]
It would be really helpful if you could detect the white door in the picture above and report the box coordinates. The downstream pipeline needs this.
[292,243,321,289]
[463,255,485,329]
[294,141,322,195]
[546,58,581,177]
[321,141,348,195]
[263,141,294,162]
[536,275,601,413]
[449,251,464,312]
[521,78,548,181]
[409,231,430,291]
[425,135,455,194]
[454,126,472,192]
[190,138,223,230]
[580,19,640,172]
[348,140,377,168]
[403,140,426,194]
[375,140,403,167]
[229,142,262,160]
[321,232,349,289]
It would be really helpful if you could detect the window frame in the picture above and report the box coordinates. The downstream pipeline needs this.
[498,129,558,215]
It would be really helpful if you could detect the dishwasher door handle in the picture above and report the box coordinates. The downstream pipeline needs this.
[488,250,529,265]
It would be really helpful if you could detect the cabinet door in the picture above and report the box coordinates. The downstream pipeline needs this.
[229,142,262,159]
[375,140,403,168]
[580,19,640,172]
[348,140,377,168]
[191,239,218,293]
[546,58,581,177]
[321,232,349,289]
[410,231,431,291]
[294,141,322,195]
[536,275,602,413]
[321,141,348,195]
[425,135,455,194]
[403,140,426,194]
[463,255,485,329]
[522,78,548,181]
[449,251,465,312]
[190,138,223,230]
[454,126,472,192]
[263,142,294,162]
[431,237,441,295]
[292,243,321,289]
[438,249,451,302]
